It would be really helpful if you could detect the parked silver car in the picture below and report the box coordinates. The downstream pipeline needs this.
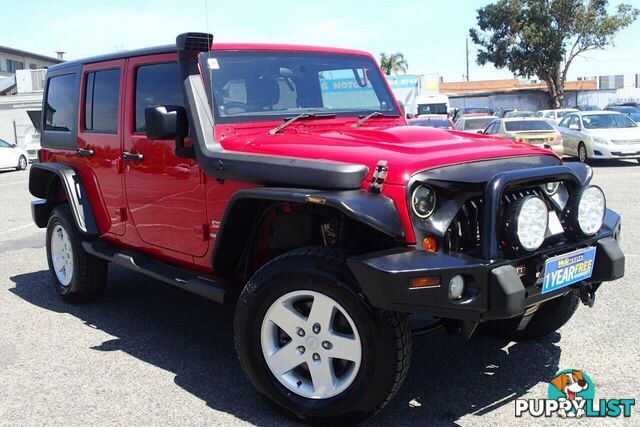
[557,111,640,163]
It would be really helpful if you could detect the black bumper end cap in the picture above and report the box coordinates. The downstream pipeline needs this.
[592,237,624,282]
[484,265,525,320]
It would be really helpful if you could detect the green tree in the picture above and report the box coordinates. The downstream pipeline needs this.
[379,52,408,75]
[470,0,639,108]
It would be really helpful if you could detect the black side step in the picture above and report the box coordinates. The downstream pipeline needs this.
[83,240,227,303]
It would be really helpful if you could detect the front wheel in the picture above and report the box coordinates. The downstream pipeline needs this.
[234,248,411,424]
[17,155,27,170]
[578,142,588,163]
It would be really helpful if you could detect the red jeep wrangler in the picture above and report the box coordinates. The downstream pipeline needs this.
[29,33,624,423]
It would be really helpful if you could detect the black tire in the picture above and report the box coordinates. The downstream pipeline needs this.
[234,247,411,424]
[46,205,108,302]
[17,155,27,170]
[480,290,580,340]
[578,142,588,163]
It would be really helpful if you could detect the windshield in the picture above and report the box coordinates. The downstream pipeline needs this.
[505,120,554,131]
[417,103,447,115]
[409,119,451,128]
[464,118,494,130]
[557,110,576,118]
[464,107,490,114]
[610,106,640,114]
[199,51,399,124]
[583,114,637,129]
[505,111,535,118]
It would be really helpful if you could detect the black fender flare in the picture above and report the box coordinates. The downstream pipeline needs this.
[211,188,405,275]
[29,163,99,236]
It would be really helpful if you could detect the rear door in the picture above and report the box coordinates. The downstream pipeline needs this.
[78,60,126,235]
[122,54,208,257]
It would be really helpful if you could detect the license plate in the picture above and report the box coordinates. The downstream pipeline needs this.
[541,247,596,294]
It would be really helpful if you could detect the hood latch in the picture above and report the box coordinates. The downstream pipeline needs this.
[368,160,388,194]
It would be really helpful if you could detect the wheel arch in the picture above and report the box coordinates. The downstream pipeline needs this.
[211,188,405,280]
[29,163,99,236]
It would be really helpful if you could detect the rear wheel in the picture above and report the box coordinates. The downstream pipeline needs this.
[578,142,588,163]
[17,155,27,170]
[480,290,580,340]
[234,247,411,424]
[46,205,108,302]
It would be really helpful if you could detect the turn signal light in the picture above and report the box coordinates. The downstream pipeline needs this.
[409,276,441,289]
[422,236,438,252]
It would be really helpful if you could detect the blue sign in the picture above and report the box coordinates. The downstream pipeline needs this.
[387,75,420,89]
[542,247,596,294]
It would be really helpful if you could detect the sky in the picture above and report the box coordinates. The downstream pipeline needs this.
[2,0,640,82]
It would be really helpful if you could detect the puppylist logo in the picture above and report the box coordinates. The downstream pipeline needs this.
[515,369,635,418]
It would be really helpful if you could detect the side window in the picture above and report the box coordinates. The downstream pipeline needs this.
[569,116,580,129]
[558,115,571,128]
[484,122,495,134]
[455,120,464,130]
[0,139,11,148]
[84,68,120,133]
[134,62,183,133]
[545,111,555,118]
[45,74,76,131]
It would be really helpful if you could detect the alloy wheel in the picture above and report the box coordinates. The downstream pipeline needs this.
[50,224,74,286]
[260,290,362,399]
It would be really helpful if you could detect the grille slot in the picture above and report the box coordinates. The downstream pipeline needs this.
[444,198,483,254]
[445,187,548,256]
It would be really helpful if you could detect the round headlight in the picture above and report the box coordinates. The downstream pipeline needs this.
[516,196,548,251]
[412,185,436,218]
[577,186,605,235]
[543,181,560,196]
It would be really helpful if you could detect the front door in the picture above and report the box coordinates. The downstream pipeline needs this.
[122,54,208,257]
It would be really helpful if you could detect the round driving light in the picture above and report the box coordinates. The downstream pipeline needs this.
[516,196,548,251]
[578,186,605,235]
[544,181,560,196]
[448,275,465,300]
[412,185,436,219]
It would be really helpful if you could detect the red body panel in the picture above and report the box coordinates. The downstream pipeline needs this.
[39,45,559,273]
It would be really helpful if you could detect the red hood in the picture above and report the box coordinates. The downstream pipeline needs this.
[220,124,558,185]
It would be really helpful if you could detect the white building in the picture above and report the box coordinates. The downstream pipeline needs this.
[0,46,62,159]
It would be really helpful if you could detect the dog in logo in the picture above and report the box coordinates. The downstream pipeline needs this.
[550,370,589,418]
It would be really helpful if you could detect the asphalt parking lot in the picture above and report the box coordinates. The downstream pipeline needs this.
[0,161,638,426]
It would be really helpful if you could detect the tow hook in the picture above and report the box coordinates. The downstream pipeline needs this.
[579,284,598,308]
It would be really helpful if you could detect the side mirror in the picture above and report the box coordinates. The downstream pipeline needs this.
[10,143,17,148]
[145,105,188,140]
[569,123,580,131]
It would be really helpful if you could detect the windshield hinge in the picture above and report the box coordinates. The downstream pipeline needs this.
[368,160,388,193]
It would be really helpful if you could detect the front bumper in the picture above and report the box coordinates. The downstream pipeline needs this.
[348,209,623,322]
[591,142,640,159]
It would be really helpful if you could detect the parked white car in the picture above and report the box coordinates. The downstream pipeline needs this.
[0,139,28,171]
[557,111,640,163]
[536,108,579,124]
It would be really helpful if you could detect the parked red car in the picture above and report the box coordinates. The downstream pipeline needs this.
[29,33,624,423]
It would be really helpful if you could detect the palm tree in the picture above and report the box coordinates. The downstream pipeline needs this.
[379,52,408,75]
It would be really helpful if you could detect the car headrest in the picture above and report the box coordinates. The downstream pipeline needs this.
[246,78,280,110]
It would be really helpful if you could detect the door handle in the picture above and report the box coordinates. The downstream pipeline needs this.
[121,152,144,162]
[77,148,94,157]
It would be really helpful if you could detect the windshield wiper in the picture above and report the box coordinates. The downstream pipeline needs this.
[353,111,399,127]
[269,113,336,135]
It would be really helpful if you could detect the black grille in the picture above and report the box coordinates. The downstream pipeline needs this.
[444,198,483,254]
[445,186,548,256]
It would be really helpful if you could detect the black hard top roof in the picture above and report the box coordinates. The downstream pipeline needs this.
[47,45,175,72]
